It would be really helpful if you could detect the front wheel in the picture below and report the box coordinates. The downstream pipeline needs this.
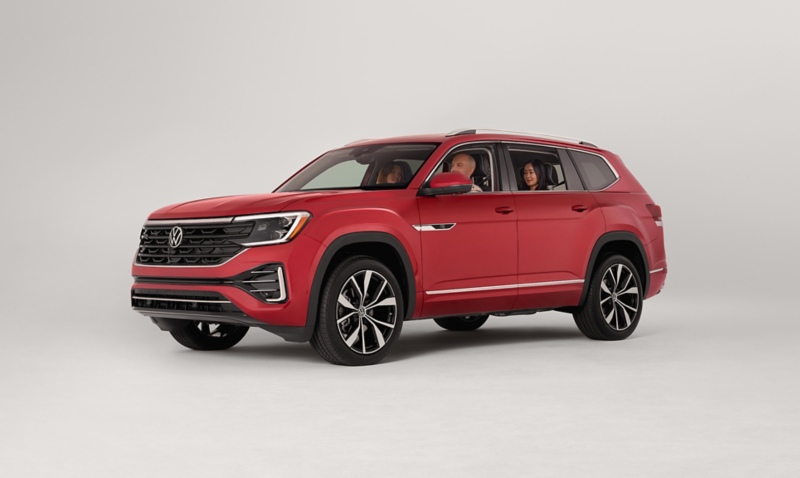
[310,255,404,366]
[573,254,643,340]
[434,315,489,331]
[169,321,249,350]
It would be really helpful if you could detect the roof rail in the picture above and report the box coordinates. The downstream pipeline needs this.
[445,128,597,148]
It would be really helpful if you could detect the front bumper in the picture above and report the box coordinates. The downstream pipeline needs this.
[130,235,324,341]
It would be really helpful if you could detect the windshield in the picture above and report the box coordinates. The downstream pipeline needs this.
[276,143,439,192]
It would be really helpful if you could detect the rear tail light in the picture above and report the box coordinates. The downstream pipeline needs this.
[646,204,662,227]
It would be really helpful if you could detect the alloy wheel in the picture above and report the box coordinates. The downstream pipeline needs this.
[193,321,228,338]
[599,264,640,331]
[335,270,397,355]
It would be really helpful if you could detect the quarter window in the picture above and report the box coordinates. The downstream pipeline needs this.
[569,150,617,190]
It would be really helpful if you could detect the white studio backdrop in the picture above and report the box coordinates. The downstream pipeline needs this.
[3,1,798,331]
[1,2,799,476]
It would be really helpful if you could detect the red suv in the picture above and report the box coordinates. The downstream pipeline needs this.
[131,129,667,365]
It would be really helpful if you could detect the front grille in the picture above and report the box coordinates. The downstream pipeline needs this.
[131,289,243,314]
[136,222,254,266]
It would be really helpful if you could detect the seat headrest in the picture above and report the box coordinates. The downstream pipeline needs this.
[398,161,413,183]
[543,163,558,187]
[472,155,488,179]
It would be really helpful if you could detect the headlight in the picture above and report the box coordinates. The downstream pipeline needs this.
[232,212,311,246]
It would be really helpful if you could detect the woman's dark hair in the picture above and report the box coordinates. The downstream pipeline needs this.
[519,160,549,190]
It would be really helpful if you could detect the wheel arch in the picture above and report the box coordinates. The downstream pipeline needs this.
[578,231,650,306]
[303,232,416,341]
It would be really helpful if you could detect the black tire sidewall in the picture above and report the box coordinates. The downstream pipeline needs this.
[317,256,404,366]
[587,255,643,339]
[434,314,489,331]
[169,321,249,350]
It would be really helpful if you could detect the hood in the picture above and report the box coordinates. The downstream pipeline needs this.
[148,192,331,219]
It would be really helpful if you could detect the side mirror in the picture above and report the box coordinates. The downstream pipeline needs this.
[418,172,473,196]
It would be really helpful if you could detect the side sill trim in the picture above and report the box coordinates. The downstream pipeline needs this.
[425,279,584,295]
[649,268,665,274]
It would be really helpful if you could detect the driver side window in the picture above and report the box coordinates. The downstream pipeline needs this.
[435,146,497,192]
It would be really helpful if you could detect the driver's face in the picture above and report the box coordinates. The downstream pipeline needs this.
[450,156,474,177]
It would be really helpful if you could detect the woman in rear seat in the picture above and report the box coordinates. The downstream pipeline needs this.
[519,160,549,191]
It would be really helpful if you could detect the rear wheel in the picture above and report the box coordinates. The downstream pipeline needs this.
[573,254,643,340]
[434,315,489,331]
[310,255,404,366]
[169,321,249,350]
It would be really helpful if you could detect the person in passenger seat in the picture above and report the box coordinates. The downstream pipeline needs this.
[376,161,404,185]
[449,153,483,193]
[520,160,549,191]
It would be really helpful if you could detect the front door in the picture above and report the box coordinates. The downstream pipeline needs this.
[416,144,518,317]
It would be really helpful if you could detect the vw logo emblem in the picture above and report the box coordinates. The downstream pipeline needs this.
[168,226,184,248]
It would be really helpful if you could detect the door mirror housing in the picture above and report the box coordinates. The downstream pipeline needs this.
[418,172,473,196]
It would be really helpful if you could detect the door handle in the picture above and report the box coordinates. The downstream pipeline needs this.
[495,206,514,214]
[572,205,588,212]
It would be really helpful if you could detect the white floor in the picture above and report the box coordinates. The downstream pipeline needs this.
[2,296,797,477]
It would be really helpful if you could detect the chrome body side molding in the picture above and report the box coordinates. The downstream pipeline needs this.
[413,224,456,232]
[425,278,584,295]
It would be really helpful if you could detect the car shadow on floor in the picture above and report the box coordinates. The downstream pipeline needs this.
[222,324,587,364]
[388,325,585,362]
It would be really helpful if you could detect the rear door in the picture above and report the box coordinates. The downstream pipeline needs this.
[417,143,518,317]
[502,143,605,310]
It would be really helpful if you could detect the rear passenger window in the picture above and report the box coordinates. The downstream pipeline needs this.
[569,151,617,190]
[508,147,569,191]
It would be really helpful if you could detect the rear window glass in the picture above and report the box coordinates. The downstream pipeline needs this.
[569,151,617,190]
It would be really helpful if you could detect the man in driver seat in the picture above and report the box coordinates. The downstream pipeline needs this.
[449,153,483,193]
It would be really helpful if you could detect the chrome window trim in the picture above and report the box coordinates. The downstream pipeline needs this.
[133,249,248,268]
[425,278,584,295]
[413,224,456,231]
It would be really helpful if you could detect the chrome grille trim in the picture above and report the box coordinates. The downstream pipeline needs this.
[136,221,253,267]
[131,296,231,304]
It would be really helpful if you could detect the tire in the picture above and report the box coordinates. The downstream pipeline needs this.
[434,314,489,331]
[169,321,249,351]
[310,255,404,366]
[573,254,643,340]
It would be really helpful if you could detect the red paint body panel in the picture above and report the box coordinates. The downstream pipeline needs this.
[417,192,518,317]
[513,190,604,310]
[132,132,667,333]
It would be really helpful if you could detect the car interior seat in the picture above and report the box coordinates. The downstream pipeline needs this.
[543,163,559,189]
[397,161,413,184]
[471,154,491,191]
